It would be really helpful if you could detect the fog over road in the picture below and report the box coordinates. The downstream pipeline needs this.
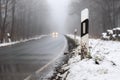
[0,35,67,80]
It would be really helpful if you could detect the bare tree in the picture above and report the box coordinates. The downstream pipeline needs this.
[10,0,16,41]
[0,0,50,43]
[0,0,2,43]
[0,0,9,43]
[68,0,120,37]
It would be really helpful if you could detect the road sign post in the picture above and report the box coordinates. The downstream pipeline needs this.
[81,8,90,59]
[74,29,77,43]
[7,33,11,42]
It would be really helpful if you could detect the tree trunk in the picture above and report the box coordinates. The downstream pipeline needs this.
[0,0,8,43]
[11,0,16,41]
[0,0,2,43]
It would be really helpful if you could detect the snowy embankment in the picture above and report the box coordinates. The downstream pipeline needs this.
[0,35,46,47]
[60,35,120,80]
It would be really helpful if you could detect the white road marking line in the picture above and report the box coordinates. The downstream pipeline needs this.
[24,37,67,80]
[24,75,31,80]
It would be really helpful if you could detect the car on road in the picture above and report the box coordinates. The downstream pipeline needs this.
[51,32,59,38]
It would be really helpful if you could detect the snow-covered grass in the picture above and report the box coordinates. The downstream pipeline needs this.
[65,35,120,80]
[0,35,46,47]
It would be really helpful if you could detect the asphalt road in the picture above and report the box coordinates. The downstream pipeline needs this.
[0,35,67,80]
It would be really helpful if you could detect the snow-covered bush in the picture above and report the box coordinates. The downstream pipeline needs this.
[102,27,120,41]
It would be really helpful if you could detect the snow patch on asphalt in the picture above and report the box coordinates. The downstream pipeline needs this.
[0,35,46,47]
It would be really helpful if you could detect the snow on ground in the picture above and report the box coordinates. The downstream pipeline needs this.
[0,35,46,47]
[66,35,120,80]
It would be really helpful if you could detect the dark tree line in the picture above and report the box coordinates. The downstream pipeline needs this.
[67,0,120,38]
[0,0,50,43]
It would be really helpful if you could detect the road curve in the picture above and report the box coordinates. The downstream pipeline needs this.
[0,35,67,80]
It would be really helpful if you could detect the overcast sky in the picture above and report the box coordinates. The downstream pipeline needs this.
[47,0,70,34]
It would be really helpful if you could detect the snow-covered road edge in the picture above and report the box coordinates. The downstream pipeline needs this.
[57,34,120,80]
[0,35,46,47]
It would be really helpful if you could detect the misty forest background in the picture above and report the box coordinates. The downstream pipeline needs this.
[0,0,120,43]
